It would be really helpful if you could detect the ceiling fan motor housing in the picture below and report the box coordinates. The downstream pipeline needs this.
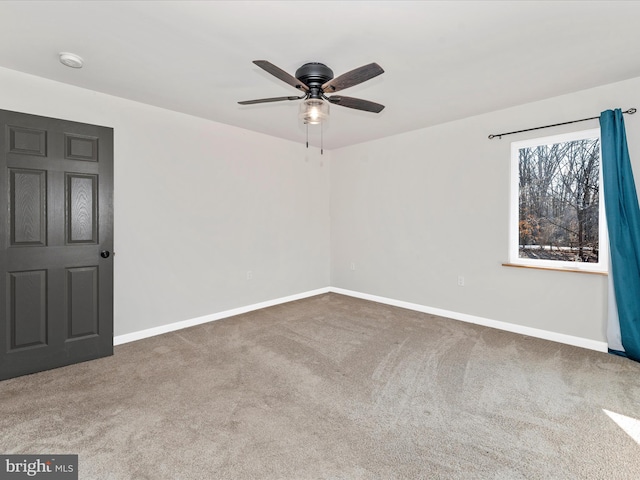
[296,62,334,98]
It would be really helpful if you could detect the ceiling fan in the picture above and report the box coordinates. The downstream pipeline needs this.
[238,60,385,125]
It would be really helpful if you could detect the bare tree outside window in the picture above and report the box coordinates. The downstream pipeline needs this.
[509,129,607,272]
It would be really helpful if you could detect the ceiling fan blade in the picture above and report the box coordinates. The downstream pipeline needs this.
[253,60,309,92]
[238,95,304,105]
[322,63,384,93]
[326,96,385,113]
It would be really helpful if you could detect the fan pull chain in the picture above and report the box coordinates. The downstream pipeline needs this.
[303,122,324,155]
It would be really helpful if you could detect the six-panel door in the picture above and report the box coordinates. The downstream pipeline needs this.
[0,110,114,380]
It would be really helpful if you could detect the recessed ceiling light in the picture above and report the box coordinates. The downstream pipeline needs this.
[59,52,84,69]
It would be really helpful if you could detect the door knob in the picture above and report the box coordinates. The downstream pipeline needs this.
[100,250,110,259]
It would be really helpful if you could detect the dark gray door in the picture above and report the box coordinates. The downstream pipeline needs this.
[0,109,113,380]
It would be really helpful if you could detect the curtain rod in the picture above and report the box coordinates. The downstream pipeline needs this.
[488,108,637,139]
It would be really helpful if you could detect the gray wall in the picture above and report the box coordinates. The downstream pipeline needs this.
[330,76,640,343]
[3,64,640,345]
[0,67,331,336]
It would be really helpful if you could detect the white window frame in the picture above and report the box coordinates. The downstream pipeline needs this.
[509,128,608,273]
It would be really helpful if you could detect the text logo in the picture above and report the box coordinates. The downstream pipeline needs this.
[0,455,77,479]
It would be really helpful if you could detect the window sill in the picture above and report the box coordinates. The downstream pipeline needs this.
[502,263,608,276]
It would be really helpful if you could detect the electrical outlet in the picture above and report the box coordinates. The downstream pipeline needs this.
[247,271,253,280]
[350,262,356,271]
[457,275,465,286]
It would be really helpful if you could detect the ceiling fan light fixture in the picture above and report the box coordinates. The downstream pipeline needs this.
[299,98,329,125]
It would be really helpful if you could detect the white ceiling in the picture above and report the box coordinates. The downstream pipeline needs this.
[1,1,640,150]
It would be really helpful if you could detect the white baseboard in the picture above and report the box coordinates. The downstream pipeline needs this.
[329,287,608,353]
[113,287,330,346]
[114,285,607,353]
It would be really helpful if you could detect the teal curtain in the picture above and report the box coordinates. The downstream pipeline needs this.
[600,108,640,362]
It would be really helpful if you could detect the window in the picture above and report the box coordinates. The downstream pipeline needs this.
[509,129,607,272]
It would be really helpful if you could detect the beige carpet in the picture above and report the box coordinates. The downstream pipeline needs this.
[2,293,640,479]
